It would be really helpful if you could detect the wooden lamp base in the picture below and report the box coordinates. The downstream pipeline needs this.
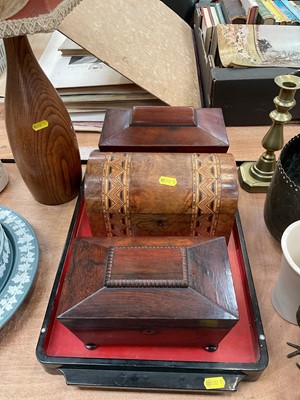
[3,35,82,205]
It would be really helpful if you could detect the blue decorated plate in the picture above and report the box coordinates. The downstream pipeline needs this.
[0,206,39,329]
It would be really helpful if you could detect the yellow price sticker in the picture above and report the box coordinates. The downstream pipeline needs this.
[204,376,226,390]
[159,176,177,187]
[32,120,49,131]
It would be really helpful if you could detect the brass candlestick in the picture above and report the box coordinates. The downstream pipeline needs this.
[239,74,300,193]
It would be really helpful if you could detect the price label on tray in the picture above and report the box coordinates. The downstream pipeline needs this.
[204,376,226,390]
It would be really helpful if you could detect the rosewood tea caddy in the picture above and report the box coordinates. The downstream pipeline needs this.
[57,236,239,348]
[99,106,229,153]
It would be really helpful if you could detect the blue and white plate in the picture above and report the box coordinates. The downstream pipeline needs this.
[0,206,39,329]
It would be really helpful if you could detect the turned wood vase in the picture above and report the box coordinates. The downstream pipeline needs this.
[3,35,82,205]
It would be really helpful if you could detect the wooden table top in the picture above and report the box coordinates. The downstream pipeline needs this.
[0,102,299,162]
[0,120,300,399]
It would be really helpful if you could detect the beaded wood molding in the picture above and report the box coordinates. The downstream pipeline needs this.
[105,246,189,288]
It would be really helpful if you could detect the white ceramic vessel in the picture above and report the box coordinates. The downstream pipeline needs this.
[272,220,300,325]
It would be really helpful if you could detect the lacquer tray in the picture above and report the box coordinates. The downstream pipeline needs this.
[36,191,268,392]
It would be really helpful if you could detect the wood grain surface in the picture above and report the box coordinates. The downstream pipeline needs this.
[84,151,238,241]
[99,107,229,153]
[57,236,238,347]
[1,102,299,162]
[0,12,299,399]
[3,35,82,204]
[0,164,299,399]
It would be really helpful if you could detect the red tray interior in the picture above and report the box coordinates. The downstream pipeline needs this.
[43,199,260,364]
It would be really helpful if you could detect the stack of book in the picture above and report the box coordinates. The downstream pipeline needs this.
[38,31,163,133]
[195,0,300,62]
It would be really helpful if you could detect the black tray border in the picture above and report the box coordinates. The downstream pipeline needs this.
[36,188,268,391]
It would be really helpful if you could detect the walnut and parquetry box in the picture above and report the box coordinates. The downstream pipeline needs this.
[84,151,238,242]
[57,236,239,348]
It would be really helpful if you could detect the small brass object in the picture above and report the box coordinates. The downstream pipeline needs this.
[239,74,300,193]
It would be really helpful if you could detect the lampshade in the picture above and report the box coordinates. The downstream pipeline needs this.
[0,0,81,37]
[0,1,30,20]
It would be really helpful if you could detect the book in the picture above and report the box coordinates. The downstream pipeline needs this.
[193,3,202,28]
[219,0,247,23]
[290,0,300,8]
[72,122,103,133]
[215,2,227,23]
[201,6,214,53]
[57,84,148,96]
[217,24,300,67]
[60,92,159,105]
[209,5,221,58]
[70,111,105,132]
[274,0,298,22]
[210,4,220,25]
[280,0,300,20]
[58,38,92,57]
[261,0,290,23]
[256,0,276,24]
[240,0,259,23]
